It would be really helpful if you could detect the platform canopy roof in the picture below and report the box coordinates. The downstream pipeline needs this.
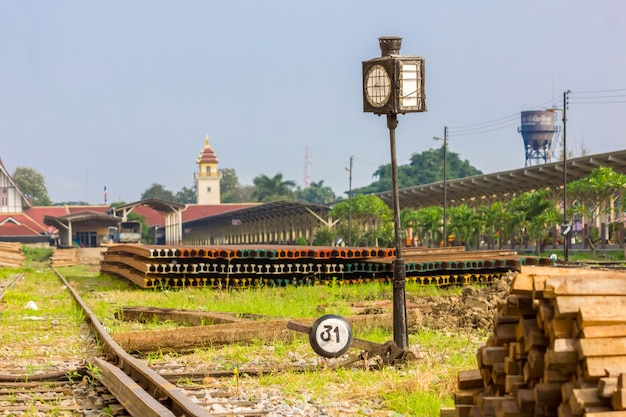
[183,200,331,228]
[376,149,626,209]
[43,210,121,230]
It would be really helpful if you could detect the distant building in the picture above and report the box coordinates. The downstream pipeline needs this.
[195,135,222,205]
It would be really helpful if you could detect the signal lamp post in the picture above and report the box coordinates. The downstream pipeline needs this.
[362,36,426,349]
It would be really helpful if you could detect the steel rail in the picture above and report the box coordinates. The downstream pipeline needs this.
[53,268,211,417]
[0,272,23,301]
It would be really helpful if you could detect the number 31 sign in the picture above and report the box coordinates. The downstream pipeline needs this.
[309,314,354,357]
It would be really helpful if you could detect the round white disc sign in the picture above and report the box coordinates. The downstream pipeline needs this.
[309,314,353,358]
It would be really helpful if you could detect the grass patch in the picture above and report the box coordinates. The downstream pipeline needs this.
[0,268,101,367]
[58,268,484,416]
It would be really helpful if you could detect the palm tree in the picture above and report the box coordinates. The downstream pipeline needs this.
[411,206,443,247]
[448,204,477,249]
[506,190,557,252]
[252,173,296,202]
[479,202,506,249]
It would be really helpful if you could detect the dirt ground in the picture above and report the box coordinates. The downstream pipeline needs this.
[406,272,514,333]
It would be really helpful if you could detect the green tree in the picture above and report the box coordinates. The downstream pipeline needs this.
[252,173,296,202]
[141,183,176,201]
[505,190,557,252]
[295,180,337,205]
[353,148,482,194]
[12,167,52,206]
[568,166,626,256]
[331,194,392,247]
[224,185,255,203]
[220,168,239,193]
[478,202,506,249]
[447,204,477,249]
[175,185,197,204]
[403,206,442,247]
[519,190,559,255]
[313,225,336,246]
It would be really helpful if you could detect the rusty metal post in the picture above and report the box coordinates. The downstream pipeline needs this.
[387,113,408,349]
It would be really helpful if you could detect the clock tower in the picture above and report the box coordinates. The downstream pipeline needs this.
[195,135,222,205]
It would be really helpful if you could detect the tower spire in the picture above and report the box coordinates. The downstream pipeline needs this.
[195,134,222,205]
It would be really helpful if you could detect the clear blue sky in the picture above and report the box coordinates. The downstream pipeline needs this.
[1,1,625,204]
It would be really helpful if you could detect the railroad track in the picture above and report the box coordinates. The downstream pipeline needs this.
[0,267,281,416]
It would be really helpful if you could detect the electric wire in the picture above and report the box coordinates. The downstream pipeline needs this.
[447,89,625,137]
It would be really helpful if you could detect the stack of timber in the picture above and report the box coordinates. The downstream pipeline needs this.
[449,265,626,417]
[0,242,24,267]
[50,247,80,267]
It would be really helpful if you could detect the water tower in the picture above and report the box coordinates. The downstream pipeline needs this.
[518,110,561,166]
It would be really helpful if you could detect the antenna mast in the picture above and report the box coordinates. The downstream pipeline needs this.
[304,145,312,188]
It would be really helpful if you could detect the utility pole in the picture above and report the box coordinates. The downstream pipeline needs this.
[443,126,448,247]
[348,155,353,247]
[434,126,448,247]
[562,90,571,261]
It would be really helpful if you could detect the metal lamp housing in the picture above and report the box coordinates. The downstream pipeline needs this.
[362,56,426,115]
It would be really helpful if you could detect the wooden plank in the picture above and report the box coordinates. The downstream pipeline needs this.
[113,310,414,353]
[504,357,521,375]
[478,396,503,416]
[523,329,549,352]
[523,354,544,381]
[495,323,518,344]
[612,389,626,410]
[546,319,574,344]
[534,382,563,406]
[582,325,626,339]
[545,338,578,369]
[578,337,626,359]
[543,273,626,298]
[516,319,539,341]
[585,411,626,417]
[532,274,547,299]
[569,388,606,416]
[542,368,570,383]
[440,407,456,417]
[454,390,479,405]
[458,369,485,390]
[454,404,474,417]
[506,295,537,318]
[481,346,509,367]
[495,311,520,326]
[491,363,506,385]
[579,304,626,328]
[555,296,626,319]
[556,402,573,417]
[598,377,618,398]
[511,274,535,296]
[118,306,252,325]
[516,388,535,413]
[537,302,554,329]
[495,397,530,417]
[561,381,575,401]
[505,375,526,395]
[584,356,626,381]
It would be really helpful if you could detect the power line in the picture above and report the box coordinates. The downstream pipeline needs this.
[572,88,626,94]
[448,97,557,137]
[447,90,625,138]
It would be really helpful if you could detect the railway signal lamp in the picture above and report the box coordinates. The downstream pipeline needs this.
[362,37,426,115]
[362,37,427,350]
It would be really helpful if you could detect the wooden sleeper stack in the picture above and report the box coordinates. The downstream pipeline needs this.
[449,266,626,417]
